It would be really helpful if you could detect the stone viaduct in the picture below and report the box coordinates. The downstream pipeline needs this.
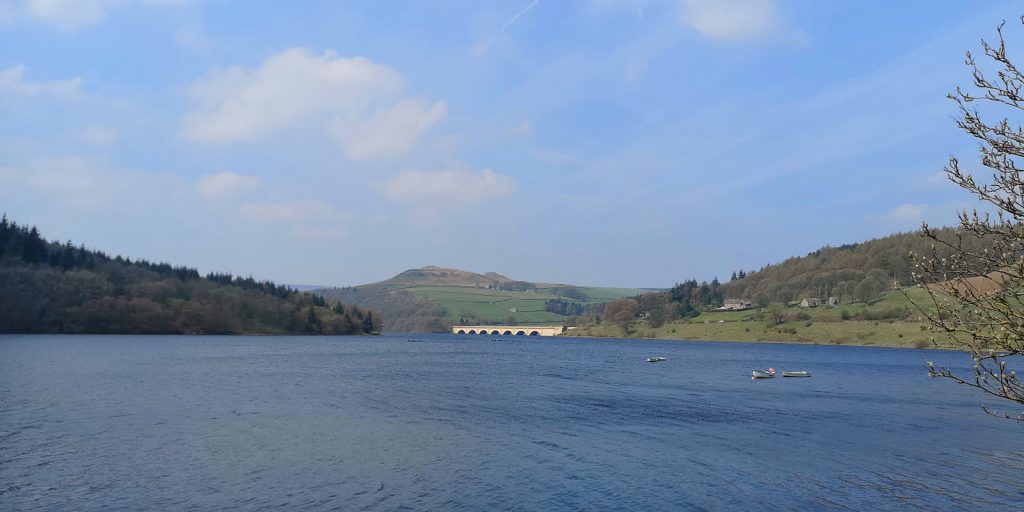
[451,325,564,337]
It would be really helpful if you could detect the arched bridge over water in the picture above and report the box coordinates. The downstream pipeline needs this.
[452,325,564,337]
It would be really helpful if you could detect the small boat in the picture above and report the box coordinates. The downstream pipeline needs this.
[782,371,811,378]
[646,356,668,363]
[751,368,776,379]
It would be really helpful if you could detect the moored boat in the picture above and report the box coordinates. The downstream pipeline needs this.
[647,356,667,363]
[782,371,811,377]
[751,368,776,379]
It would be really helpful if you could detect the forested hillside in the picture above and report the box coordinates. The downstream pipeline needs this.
[321,286,452,333]
[718,228,992,306]
[599,278,724,330]
[0,216,380,334]
[590,227,998,334]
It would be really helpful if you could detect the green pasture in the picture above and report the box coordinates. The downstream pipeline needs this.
[379,284,642,325]
[403,286,569,325]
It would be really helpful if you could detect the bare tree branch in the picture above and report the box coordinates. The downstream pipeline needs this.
[911,17,1024,422]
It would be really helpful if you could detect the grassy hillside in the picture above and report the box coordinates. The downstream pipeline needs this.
[399,285,643,325]
[569,288,953,348]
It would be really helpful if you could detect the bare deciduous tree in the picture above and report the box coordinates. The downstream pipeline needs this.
[911,18,1024,421]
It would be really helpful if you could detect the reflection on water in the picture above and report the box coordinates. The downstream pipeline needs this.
[1,334,1021,510]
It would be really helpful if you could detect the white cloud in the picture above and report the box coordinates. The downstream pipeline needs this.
[382,167,517,210]
[334,99,446,160]
[80,125,118,146]
[679,0,779,41]
[196,171,261,199]
[182,48,405,143]
[0,66,82,100]
[884,203,927,223]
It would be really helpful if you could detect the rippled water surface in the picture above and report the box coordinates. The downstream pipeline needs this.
[1,334,1022,510]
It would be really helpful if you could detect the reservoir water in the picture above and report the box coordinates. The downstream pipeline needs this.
[1,334,1022,510]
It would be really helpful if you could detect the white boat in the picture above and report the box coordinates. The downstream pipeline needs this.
[782,371,811,378]
[751,368,776,379]
[647,356,667,363]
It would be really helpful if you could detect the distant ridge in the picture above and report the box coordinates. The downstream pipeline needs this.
[370,266,517,288]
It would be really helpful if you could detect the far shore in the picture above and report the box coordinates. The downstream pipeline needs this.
[562,319,956,350]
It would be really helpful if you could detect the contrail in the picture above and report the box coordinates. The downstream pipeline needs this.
[500,0,540,32]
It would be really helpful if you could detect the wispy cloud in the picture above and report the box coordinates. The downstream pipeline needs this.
[382,167,517,212]
[333,99,447,160]
[0,155,186,210]
[0,65,82,100]
[474,0,542,56]
[26,0,114,29]
[238,200,350,239]
[15,0,186,30]
[679,0,781,42]
[196,171,261,200]
[883,203,927,224]
[501,0,540,33]
[79,125,118,146]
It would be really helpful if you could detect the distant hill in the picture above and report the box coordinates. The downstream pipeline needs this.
[318,266,644,332]
[370,266,514,288]
[0,216,379,335]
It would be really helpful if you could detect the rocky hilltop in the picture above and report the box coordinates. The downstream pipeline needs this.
[371,266,515,288]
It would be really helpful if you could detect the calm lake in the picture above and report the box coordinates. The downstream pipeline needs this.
[1,334,1022,510]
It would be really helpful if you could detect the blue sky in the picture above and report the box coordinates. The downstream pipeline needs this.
[0,0,1019,287]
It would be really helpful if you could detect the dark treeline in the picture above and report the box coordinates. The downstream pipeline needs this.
[548,287,591,301]
[0,216,380,334]
[320,285,452,333]
[495,280,535,292]
[543,299,603,317]
[717,228,994,306]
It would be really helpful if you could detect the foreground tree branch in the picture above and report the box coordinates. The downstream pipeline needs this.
[910,17,1024,421]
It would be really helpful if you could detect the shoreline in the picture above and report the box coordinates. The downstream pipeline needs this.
[560,331,958,350]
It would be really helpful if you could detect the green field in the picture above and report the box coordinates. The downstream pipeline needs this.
[387,284,642,325]
[567,288,955,349]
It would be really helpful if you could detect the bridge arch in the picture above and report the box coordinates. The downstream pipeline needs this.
[503,330,512,335]
[478,330,488,335]
[529,331,539,336]
[516,330,525,336]
[468,330,477,334]
[491,330,501,335]
[457,329,466,334]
